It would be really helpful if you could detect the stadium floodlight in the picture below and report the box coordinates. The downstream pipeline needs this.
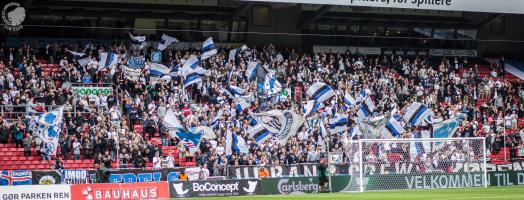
[340,137,487,192]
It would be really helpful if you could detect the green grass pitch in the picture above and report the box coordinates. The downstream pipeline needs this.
[183,186,524,200]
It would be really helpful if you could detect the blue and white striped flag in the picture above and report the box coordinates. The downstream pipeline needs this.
[432,117,461,150]
[348,126,361,140]
[343,92,357,108]
[248,124,271,145]
[226,132,249,156]
[98,52,118,71]
[163,109,184,130]
[210,109,224,128]
[382,117,405,139]
[245,61,259,82]
[181,55,210,78]
[403,102,434,127]
[356,99,375,122]
[329,115,348,135]
[306,82,336,103]
[149,63,171,77]
[183,73,202,88]
[410,130,431,157]
[201,37,217,60]
[157,33,179,51]
[223,85,246,98]
[303,100,324,116]
[66,50,91,67]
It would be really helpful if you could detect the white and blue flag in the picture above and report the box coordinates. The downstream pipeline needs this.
[431,117,461,150]
[129,32,147,49]
[66,50,91,67]
[343,92,357,108]
[157,33,178,51]
[170,128,203,155]
[149,63,171,77]
[248,124,271,145]
[223,85,246,98]
[306,82,336,103]
[183,73,203,88]
[348,126,361,140]
[181,55,210,78]
[226,132,249,156]
[228,45,247,64]
[28,106,64,155]
[264,75,282,96]
[163,109,184,130]
[98,52,118,71]
[356,99,375,121]
[235,98,251,113]
[410,130,431,157]
[329,115,348,135]
[403,102,434,127]
[382,117,405,139]
[245,61,259,82]
[201,37,217,60]
[303,100,325,116]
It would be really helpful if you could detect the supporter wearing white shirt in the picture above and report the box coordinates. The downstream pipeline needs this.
[165,152,175,168]
[153,152,162,169]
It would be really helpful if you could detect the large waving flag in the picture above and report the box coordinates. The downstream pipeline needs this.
[410,130,431,157]
[431,117,462,150]
[98,52,118,71]
[169,128,203,155]
[303,100,325,116]
[306,82,336,103]
[382,117,405,139]
[158,34,179,51]
[226,132,249,156]
[251,110,305,145]
[28,106,64,155]
[356,99,376,122]
[403,102,434,127]
[348,126,361,140]
[201,37,217,60]
[359,115,388,139]
[329,115,348,135]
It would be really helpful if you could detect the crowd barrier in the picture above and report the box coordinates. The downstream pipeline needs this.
[2,161,524,200]
[1,172,524,200]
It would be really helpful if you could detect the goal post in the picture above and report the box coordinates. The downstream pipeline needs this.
[339,137,487,192]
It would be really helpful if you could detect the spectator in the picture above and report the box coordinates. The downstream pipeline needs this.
[23,133,32,156]
[55,158,64,170]
[72,138,82,160]
[179,170,188,181]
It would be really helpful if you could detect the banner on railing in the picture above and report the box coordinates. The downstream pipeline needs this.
[0,170,32,186]
[488,171,524,186]
[169,179,261,198]
[105,168,184,183]
[228,164,318,179]
[72,87,112,97]
[32,170,62,185]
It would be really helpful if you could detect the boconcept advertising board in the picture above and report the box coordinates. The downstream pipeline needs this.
[241,0,524,14]
[169,179,261,198]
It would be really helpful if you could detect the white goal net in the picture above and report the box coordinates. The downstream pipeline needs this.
[338,137,487,192]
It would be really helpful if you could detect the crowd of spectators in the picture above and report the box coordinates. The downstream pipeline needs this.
[0,39,523,176]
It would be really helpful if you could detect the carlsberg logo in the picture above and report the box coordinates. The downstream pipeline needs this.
[192,182,239,193]
[277,178,318,194]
